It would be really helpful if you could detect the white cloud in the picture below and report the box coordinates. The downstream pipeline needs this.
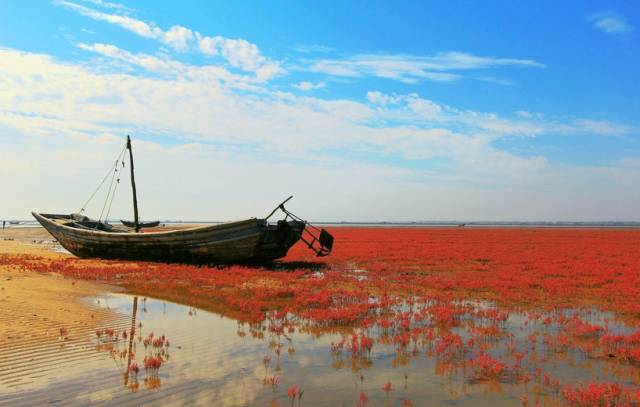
[308,51,543,83]
[515,110,533,118]
[56,1,162,39]
[366,91,443,121]
[194,34,284,79]
[56,1,284,80]
[0,47,637,221]
[367,91,400,105]
[308,60,360,77]
[77,43,179,73]
[254,63,285,82]
[59,1,543,86]
[573,119,632,136]
[194,34,269,71]
[477,76,514,86]
[429,51,544,69]
[216,37,264,71]
[78,0,134,13]
[76,42,272,93]
[406,97,443,119]
[163,25,194,52]
[197,34,218,56]
[292,44,334,53]
[589,11,634,34]
[293,81,326,91]
[365,91,633,139]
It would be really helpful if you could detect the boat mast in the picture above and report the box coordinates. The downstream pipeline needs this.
[126,135,140,233]
[123,296,138,386]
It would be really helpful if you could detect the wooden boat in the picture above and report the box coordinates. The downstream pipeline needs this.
[32,212,306,263]
[33,136,332,264]
[121,219,160,228]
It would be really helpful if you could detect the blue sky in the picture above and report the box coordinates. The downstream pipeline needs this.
[0,1,638,221]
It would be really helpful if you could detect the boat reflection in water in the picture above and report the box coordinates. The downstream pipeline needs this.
[93,297,170,393]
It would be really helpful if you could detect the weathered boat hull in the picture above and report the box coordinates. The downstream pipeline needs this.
[32,212,304,264]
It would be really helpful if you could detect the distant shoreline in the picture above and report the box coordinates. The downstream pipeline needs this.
[5,220,640,229]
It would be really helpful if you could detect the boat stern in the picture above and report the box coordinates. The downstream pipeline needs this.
[254,219,305,261]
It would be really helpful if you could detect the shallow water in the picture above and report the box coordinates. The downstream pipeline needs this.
[2,291,639,406]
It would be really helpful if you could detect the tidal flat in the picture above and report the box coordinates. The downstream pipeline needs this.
[1,226,640,406]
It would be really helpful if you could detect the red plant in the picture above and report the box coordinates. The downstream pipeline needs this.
[382,380,392,392]
[128,362,139,375]
[469,353,506,379]
[9,227,640,403]
[143,356,162,370]
[268,375,279,388]
[357,392,368,407]
[562,382,636,406]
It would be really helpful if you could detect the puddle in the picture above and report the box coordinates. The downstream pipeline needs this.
[2,293,639,406]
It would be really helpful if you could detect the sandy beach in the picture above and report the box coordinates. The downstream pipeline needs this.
[0,227,125,393]
[0,227,116,340]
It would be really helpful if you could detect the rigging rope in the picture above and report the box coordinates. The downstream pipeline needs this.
[98,145,127,224]
[78,143,127,214]
[98,158,120,223]
[104,154,127,222]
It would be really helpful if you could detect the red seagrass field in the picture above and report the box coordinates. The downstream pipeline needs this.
[2,226,640,406]
[2,1,639,405]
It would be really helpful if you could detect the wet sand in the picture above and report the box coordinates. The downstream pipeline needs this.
[0,227,128,395]
[0,227,116,343]
[0,226,62,256]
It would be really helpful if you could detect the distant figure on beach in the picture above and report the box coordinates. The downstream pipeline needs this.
[2,221,5,230]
